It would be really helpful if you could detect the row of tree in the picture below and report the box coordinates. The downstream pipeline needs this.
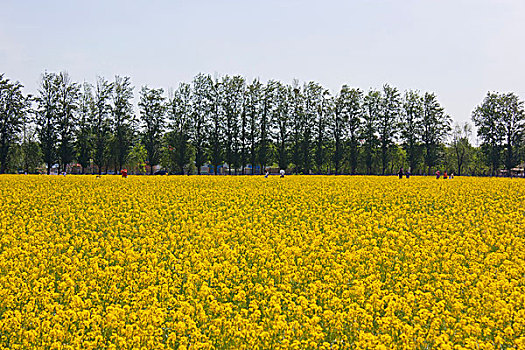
[1,72,524,175]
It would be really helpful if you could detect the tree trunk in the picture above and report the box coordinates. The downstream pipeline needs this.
[334,138,340,175]
[382,146,387,175]
[506,138,512,175]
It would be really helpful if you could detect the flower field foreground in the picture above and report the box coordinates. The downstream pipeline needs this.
[1,175,525,349]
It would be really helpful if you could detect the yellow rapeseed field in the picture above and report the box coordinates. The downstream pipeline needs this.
[0,175,524,349]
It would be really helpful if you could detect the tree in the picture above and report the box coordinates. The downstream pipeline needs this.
[450,122,473,176]
[127,143,147,174]
[401,90,423,173]
[35,72,60,174]
[209,76,223,175]
[191,74,212,175]
[239,99,249,174]
[20,116,42,174]
[274,82,290,171]
[472,92,504,176]
[314,89,331,174]
[422,92,451,174]
[345,88,362,175]
[221,75,245,174]
[111,76,135,173]
[76,82,94,174]
[362,90,381,174]
[92,77,113,174]
[301,82,322,174]
[74,82,94,174]
[139,86,165,175]
[389,144,406,175]
[500,93,524,172]
[17,96,40,174]
[333,88,346,175]
[20,136,42,174]
[379,84,401,174]
[290,81,304,174]
[245,79,263,174]
[258,81,276,173]
[0,74,30,174]
[469,146,489,176]
[166,82,192,174]
[334,85,362,174]
[56,72,80,173]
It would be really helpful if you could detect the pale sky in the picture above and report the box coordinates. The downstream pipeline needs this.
[2,0,525,132]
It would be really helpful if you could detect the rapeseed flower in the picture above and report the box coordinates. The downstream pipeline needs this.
[0,175,524,349]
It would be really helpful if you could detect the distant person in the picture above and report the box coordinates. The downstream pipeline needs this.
[443,171,448,180]
[450,173,454,179]
[436,170,440,179]
[280,169,285,178]
[406,167,411,179]
[264,170,269,178]
[121,169,128,178]
[398,168,403,179]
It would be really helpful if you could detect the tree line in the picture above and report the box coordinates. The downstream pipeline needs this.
[1,72,524,176]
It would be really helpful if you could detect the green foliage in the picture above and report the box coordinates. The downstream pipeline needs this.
[362,90,381,174]
[401,90,423,173]
[220,75,246,174]
[334,85,362,174]
[258,80,278,172]
[75,82,94,173]
[421,92,451,174]
[273,82,290,171]
[0,74,30,174]
[472,92,525,175]
[449,122,473,176]
[126,143,147,174]
[7,138,42,173]
[56,72,80,173]
[245,79,263,174]
[166,82,193,174]
[379,84,401,175]
[139,85,166,174]
[92,77,114,174]
[162,131,192,175]
[35,72,60,174]
[191,74,212,174]
[111,76,135,172]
